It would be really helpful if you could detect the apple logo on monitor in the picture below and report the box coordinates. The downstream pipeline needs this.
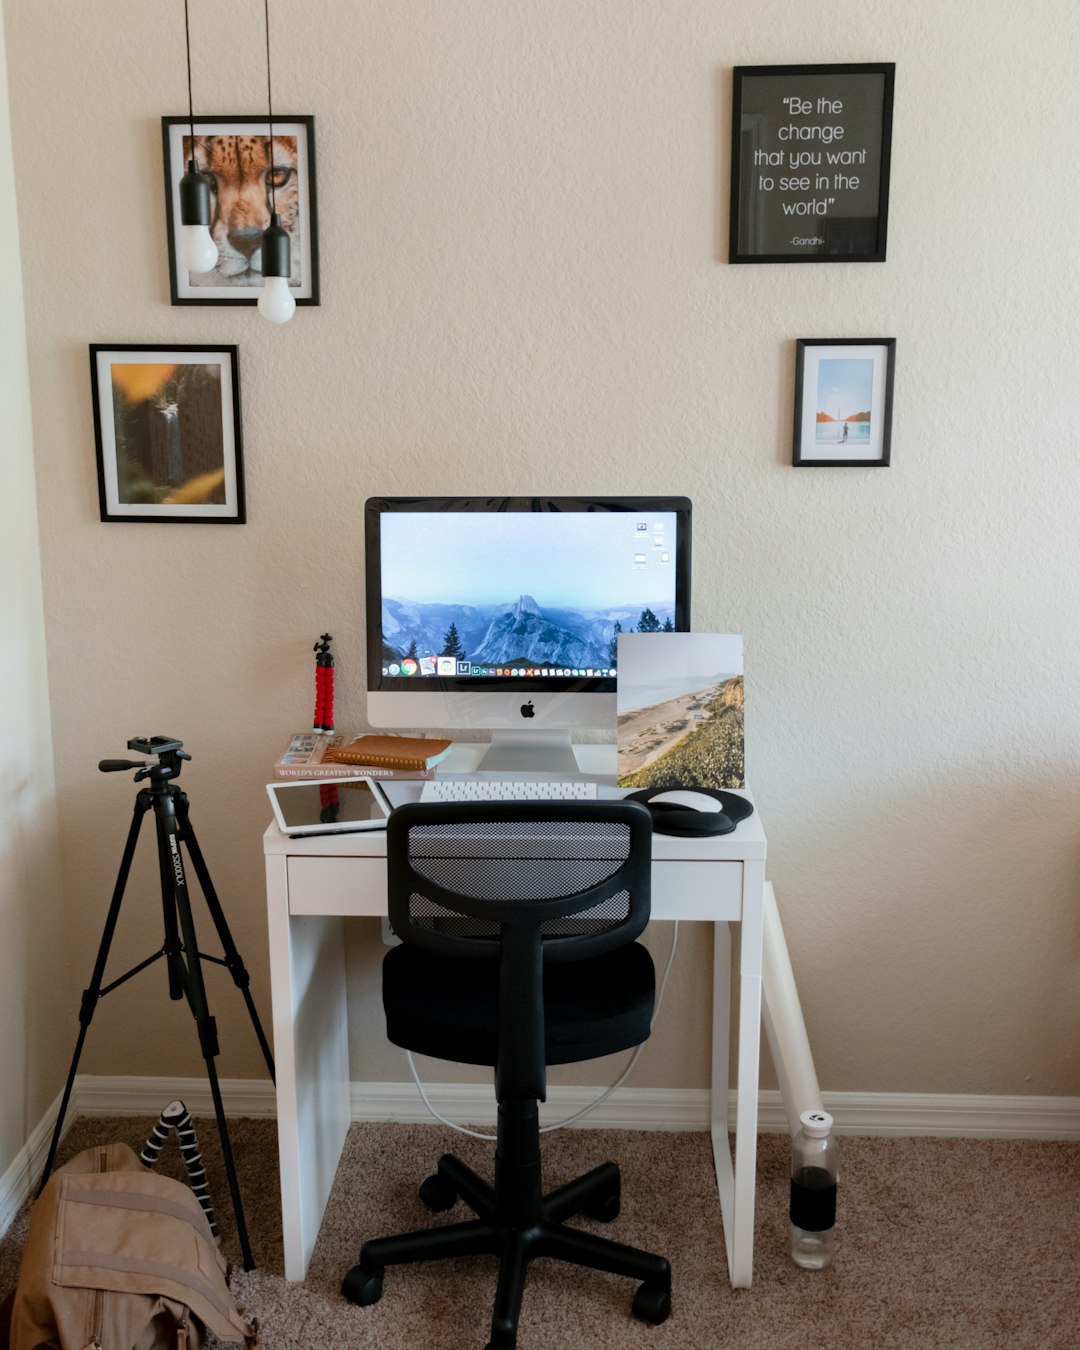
[520,701,535,719]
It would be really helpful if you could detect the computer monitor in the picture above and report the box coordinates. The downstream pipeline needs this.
[365,496,692,773]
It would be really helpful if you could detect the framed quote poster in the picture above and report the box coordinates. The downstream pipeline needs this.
[792,338,896,467]
[730,63,895,263]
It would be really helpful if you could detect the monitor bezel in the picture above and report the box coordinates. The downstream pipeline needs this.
[364,495,692,698]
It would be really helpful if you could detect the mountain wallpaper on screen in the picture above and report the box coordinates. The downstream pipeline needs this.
[383,594,675,669]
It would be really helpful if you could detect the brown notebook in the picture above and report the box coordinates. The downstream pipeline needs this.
[330,734,453,771]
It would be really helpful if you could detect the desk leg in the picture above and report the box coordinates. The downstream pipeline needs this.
[266,854,350,1281]
[710,859,765,1290]
[709,921,735,1274]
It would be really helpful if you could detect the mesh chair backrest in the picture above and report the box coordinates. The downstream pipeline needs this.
[387,802,652,964]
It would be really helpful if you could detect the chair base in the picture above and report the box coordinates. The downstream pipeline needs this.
[342,1152,672,1348]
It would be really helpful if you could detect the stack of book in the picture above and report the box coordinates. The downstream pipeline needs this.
[273,732,452,781]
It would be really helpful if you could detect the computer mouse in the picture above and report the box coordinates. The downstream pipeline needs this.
[647,789,725,814]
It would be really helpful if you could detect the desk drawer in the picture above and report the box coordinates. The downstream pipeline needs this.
[650,860,742,922]
[288,857,387,916]
[287,855,742,922]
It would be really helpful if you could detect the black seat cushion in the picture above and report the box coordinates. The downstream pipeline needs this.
[383,941,655,1067]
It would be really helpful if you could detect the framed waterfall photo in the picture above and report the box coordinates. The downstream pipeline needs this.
[792,338,896,467]
[89,345,245,522]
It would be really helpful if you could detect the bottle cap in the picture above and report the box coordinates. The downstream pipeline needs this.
[799,1109,833,1138]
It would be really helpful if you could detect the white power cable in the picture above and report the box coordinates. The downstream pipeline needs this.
[405,921,680,1141]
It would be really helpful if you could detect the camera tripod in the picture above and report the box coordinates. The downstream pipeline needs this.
[38,737,275,1271]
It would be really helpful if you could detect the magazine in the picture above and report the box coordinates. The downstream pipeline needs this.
[273,732,439,780]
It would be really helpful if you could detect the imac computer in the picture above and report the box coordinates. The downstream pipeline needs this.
[364,496,691,773]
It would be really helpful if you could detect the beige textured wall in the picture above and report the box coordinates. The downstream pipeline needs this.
[4,1,1079,1118]
[0,4,68,1173]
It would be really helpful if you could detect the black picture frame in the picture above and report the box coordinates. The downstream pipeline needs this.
[161,115,320,306]
[792,338,896,467]
[89,344,246,522]
[730,63,895,264]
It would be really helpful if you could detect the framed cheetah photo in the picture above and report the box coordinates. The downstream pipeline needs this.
[162,115,319,306]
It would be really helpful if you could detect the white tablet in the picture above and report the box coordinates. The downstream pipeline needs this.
[266,777,394,836]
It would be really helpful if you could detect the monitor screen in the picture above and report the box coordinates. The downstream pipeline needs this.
[365,496,691,766]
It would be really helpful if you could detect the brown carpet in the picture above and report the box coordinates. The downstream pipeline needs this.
[2,1114,1078,1348]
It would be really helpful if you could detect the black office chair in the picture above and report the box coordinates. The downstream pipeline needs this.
[342,799,672,1349]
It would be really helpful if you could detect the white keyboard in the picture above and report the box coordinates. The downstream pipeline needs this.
[419,778,598,804]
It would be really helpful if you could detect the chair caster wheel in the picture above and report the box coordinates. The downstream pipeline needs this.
[485,1310,519,1347]
[419,1173,457,1211]
[583,1185,620,1222]
[341,1262,384,1306]
[632,1278,671,1325]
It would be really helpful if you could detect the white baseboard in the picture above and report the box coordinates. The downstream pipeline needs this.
[53,1074,1080,1139]
[0,1085,77,1238]
[5,1077,1077,1239]
[72,1075,279,1120]
[0,1077,274,1238]
[814,1090,1080,1140]
[347,1082,1080,1141]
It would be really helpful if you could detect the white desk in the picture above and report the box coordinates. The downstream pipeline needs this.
[263,745,767,1288]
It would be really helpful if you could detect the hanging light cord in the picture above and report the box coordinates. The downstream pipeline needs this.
[183,0,196,156]
[263,0,277,214]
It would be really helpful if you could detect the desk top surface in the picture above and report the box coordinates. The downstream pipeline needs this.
[264,739,766,862]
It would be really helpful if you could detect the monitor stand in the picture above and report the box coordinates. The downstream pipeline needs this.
[474,729,581,777]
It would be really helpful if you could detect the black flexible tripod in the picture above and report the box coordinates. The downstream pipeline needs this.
[38,737,275,1271]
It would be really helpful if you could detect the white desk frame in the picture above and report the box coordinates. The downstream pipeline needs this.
[263,746,767,1288]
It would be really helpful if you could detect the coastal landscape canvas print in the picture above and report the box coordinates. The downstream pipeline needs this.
[616,633,744,789]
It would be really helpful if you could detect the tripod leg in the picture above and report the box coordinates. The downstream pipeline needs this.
[38,794,151,1195]
[203,1056,254,1269]
[157,818,184,1002]
[173,791,276,1083]
[155,798,256,1270]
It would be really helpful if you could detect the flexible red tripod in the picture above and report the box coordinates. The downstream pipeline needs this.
[313,633,335,733]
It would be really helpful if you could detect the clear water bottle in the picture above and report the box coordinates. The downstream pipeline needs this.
[789,1108,837,1269]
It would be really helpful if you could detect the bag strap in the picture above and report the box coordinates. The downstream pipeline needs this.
[55,1174,259,1345]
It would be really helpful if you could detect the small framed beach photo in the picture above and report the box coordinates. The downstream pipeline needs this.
[89,345,245,522]
[161,115,319,305]
[792,338,896,466]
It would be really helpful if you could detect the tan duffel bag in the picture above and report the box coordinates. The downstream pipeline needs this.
[7,1142,259,1349]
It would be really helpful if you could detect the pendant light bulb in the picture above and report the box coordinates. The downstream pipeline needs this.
[178,159,218,274]
[258,212,295,324]
[258,275,296,324]
[180,223,218,274]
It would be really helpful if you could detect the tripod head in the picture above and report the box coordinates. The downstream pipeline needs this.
[99,736,192,783]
